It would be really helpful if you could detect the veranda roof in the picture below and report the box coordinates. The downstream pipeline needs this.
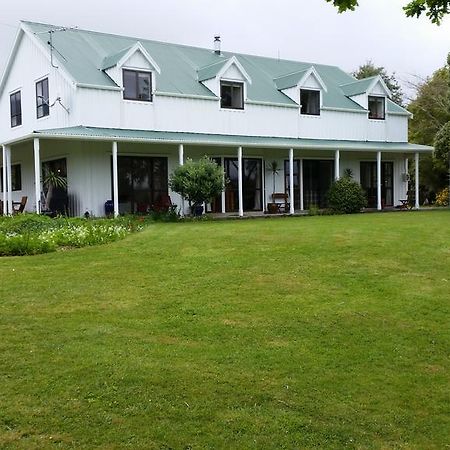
[24,126,434,153]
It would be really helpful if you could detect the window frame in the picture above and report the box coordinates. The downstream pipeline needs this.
[122,69,153,102]
[300,89,321,116]
[368,95,386,120]
[220,80,245,110]
[10,90,22,128]
[36,77,50,119]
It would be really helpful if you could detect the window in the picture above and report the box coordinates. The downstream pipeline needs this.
[0,164,22,191]
[368,96,385,120]
[300,89,320,116]
[220,81,244,110]
[10,91,22,127]
[123,69,152,101]
[36,78,50,119]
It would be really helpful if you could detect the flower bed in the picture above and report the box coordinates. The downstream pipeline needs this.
[0,214,145,256]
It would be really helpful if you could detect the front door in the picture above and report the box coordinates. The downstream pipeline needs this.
[360,161,394,208]
[224,158,263,212]
[42,158,68,215]
[284,160,301,210]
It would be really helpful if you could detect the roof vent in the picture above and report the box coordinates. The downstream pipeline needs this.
[214,35,221,55]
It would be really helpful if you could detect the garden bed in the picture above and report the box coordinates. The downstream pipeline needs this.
[0,214,146,256]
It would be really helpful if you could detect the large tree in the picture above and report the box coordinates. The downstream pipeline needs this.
[353,61,404,106]
[408,61,450,193]
[326,0,450,24]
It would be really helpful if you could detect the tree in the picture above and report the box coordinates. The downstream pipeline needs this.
[325,0,450,24]
[169,156,225,215]
[353,61,404,106]
[408,59,450,194]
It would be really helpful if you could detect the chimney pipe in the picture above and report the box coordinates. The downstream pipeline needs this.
[214,35,221,55]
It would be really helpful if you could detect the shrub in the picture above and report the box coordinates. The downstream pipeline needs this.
[327,176,367,214]
[435,187,449,206]
[169,157,225,208]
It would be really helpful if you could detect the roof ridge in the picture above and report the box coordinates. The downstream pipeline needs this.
[273,68,310,81]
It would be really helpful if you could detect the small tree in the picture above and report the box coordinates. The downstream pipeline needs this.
[327,175,367,214]
[169,156,225,214]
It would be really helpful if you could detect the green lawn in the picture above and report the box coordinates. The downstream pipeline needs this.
[0,211,449,449]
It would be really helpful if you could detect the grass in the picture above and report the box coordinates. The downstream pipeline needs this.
[0,211,449,449]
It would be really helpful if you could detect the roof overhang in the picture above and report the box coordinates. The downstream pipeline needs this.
[2,126,433,154]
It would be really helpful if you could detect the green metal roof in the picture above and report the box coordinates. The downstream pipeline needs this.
[22,21,410,114]
[32,126,433,153]
[273,70,309,90]
[340,77,378,96]
[197,59,230,82]
[101,45,133,70]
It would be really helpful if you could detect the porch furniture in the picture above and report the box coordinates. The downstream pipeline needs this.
[272,192,290,213]
[399,199,410,210]
[12,196,27,214]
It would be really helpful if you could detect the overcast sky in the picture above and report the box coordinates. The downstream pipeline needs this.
[1,0,449,99]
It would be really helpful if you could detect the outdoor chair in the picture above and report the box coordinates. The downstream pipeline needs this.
[12,196,27,214]
[271,192,290,213]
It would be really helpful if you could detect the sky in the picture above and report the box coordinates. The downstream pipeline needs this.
[0,0,449,100]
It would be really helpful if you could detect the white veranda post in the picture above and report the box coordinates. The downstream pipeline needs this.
[289,148,294,214]
[33,138,41,214]
[335,150,340,180]
[238,146,243,217]
[2,146,7,215]
[377,151,382,211]
[112,141,119,217]
[299,158,304,211]
[6,146,12,215]
[415,152,420,209]
[178,144,185,217]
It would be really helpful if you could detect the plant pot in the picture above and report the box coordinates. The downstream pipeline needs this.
[192,204,204,217]
[267,202,278,214]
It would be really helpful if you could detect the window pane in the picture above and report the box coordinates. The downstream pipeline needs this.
[36,78,50,118]
[300,90,320,115]
[137,72,151,101]
[221,82,244,109]
[10,92,22,127]
[123,70,137,100]
[368,96,385,119]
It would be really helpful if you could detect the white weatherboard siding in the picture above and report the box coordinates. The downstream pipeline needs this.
[0,32,74,143]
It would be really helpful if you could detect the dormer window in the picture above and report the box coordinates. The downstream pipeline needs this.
[123,69,152,102]
[368,96,385,120]
[300,89,320,116]
[220,81,244,110]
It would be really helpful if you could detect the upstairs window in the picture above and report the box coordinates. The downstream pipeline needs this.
[123,69,152,102]
[300,89,320,116]
[220,81,244,110]
[36,78,50,119]
[10,91,22,128]
[368,96,385,120]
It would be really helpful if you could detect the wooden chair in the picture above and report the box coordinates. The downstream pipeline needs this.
[12,196,27,214]
[272,192,290,213]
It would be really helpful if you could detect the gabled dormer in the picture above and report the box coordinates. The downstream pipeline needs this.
[340,75,391,120]
[101,41,161,102]
[274,66,327,116]
[197,56,252,110]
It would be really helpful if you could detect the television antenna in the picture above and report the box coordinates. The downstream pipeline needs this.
[34,26,78,69]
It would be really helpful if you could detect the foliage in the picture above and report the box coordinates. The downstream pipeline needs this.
[327,175,367,213]
[434,120,450,163]
[169,156,225,207]
[353,61,404,106]
[435,187,449,206]
[43,170,67,189]
[409,65,450,193]
[325,0,450,24]
[0,212,449,448]
[0,214,144,256]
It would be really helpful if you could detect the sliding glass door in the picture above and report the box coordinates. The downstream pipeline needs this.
[360,161,393,208]
[117,156,168,214]
[303,160,334,209]
[224,158,262,212]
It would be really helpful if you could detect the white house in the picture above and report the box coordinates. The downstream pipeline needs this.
[0,21,433,217]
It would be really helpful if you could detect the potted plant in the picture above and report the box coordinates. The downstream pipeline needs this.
[43,170,68,215]
[267,160,279,214]
[169,156,225,216]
